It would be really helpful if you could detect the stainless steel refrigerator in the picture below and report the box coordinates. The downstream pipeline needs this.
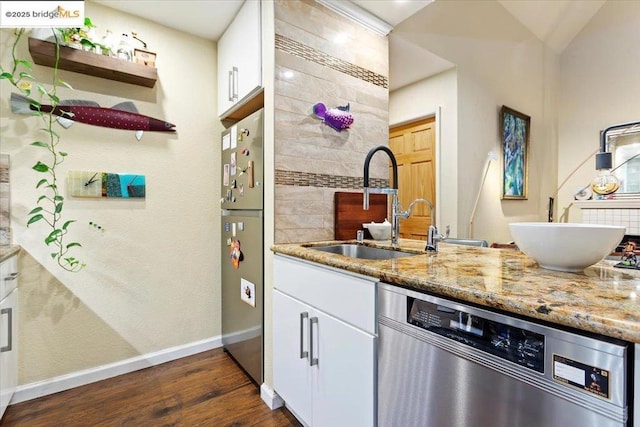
[221,108,264,385]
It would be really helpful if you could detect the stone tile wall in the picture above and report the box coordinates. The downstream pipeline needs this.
[274,0,389,243]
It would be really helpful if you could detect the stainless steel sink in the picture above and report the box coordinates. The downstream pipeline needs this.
[309,244,417,260]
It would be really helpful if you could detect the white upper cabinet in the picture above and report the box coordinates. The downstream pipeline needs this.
[217,0,262,119]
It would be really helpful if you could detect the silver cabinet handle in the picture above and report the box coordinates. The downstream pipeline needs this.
[299,312,308,359]
[232,66,238,101]
[1,307,12,353]
[228,70,233,102]
[309,317,319,367]
[3,272,20,281]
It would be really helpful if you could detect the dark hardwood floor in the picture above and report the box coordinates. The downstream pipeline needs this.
[1,348,301,426]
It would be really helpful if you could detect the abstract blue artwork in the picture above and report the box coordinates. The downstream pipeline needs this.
[501,106,530,199]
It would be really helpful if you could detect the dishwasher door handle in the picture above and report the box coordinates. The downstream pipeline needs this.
[309,317,319,366]
[299,312,308,359]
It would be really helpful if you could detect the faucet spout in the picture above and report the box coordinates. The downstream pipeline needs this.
[363,145,398,210]
[363,145,401,246]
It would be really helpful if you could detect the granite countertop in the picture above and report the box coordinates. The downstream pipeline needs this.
[271,239,640,343]
[0,245,20,263]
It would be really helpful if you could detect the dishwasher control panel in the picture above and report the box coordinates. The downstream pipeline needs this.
[407,297,545,373]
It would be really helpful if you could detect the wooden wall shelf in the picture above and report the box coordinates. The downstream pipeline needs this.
[28,38,157,88]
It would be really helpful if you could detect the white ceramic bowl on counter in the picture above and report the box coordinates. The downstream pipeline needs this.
[508,222,625,272]
[363,220,391,240]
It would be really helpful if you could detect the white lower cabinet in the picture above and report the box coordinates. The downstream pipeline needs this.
[273,255,377,427]
[0,254,18,419]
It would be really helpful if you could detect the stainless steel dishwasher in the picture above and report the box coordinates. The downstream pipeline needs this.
[378,282,631,427]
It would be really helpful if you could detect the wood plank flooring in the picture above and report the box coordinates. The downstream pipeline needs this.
[1,348,301,426]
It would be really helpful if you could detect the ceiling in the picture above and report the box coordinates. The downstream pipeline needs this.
[93,0,606,90]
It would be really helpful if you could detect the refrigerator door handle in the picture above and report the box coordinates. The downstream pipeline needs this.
[309,316,319,367]
[299,312,309,359]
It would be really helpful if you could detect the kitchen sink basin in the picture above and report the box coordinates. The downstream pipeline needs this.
[309,244,417,260]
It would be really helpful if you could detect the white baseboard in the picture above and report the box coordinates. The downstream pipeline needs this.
[12,335,222,404]
[260,383,284,410]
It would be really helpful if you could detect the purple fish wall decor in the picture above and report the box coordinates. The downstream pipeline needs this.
[313,102,354,131]
[11,93,176,141]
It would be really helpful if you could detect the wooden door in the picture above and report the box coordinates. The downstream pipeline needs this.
[389,117,436,240]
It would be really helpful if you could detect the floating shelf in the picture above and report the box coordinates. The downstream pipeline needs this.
[28,38,157,88]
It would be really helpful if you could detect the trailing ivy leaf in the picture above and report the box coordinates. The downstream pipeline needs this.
[36,179,48,189]
[51,253,58,259]
[37,195,47,203]
[48,93,60,104]
[58,80,72,90]
[32,162,49,173]
[28,207,43,215]
[16,60,32,70]
[54,195,64,201]
[59,151,68,157]
[0,72,14,80]
[31,141,49,148]
[55,203,63,214]
[62,220,76,230]
[36,84,47,96]
[19,72,34,80]
[66,242,81,249]
[45,229,62,244]
[27,214,44,227]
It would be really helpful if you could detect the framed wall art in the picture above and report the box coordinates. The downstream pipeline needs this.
[500,106,530,199]
[68,171,146,198]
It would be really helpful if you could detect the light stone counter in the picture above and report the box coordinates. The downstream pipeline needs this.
[271,239,640,343]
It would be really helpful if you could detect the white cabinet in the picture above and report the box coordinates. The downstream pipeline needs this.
[217,0,262,118]
[273,255,377,427]
[0,254,18,419]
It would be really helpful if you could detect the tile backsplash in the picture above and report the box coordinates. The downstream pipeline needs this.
[581,208,640,234]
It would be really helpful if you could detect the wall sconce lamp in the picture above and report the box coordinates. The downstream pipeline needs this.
[592,121,640,196]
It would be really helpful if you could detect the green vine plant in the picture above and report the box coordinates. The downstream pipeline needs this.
[1,28,85,272]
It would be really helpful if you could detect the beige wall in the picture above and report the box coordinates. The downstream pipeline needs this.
[391,0,559,244]
[557,0,640,221]
[0,1,222,385]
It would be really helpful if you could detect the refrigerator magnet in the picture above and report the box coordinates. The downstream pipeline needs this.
[222,133,231,150]
[230,152,237,176]
[223,164,229,186]
[230,125,238,149]
[230,240,243,269]
[240,278,256,307]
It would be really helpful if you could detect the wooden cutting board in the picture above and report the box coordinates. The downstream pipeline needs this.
[334,192,388,240]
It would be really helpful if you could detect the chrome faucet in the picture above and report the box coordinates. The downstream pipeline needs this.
[396,198,443,252]
[363,146,442,250]
[363,146,401,246]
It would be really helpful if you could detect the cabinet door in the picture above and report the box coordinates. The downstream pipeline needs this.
[312,310,376,427]
[217,24,234,115]
[273,290,312,425]
[0,288,17,418]
[234,0,261,102]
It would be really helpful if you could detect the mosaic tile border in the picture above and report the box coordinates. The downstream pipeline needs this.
[275,34,388,89]
[275,169,387,189]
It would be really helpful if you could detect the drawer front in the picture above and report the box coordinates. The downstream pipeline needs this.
[274,255,376,334]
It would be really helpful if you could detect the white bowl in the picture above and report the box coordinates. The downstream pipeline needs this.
[509,222,625,272]
[363,221,391,240]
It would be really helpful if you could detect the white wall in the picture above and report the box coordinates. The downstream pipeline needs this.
[0,1,222,385]
[391,0,559,244]
[389,67,458,236]
[558,0,640,220]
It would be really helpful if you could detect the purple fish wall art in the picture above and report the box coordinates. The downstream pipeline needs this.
[11,93,176,141]
[313,102,354,131]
